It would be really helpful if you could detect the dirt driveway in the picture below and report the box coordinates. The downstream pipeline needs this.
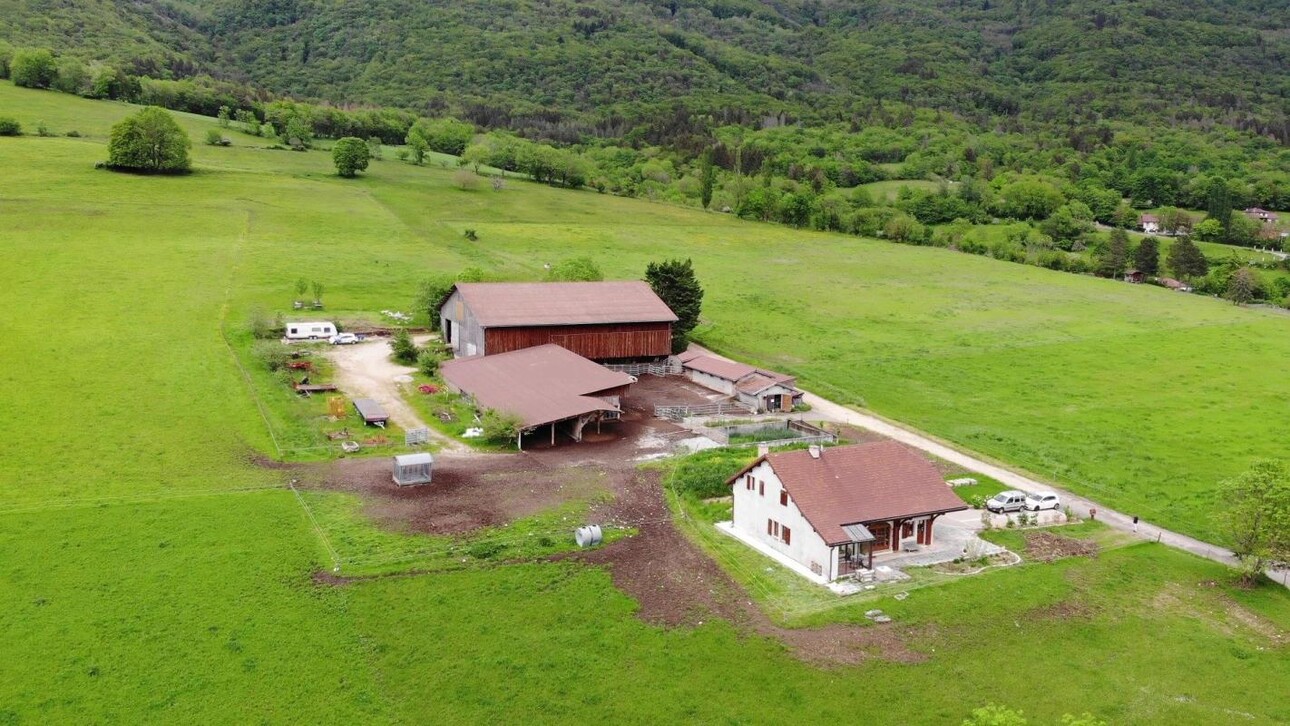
[324,336,469,454]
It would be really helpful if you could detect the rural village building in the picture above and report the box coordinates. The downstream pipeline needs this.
[726,441,967,581]
[1139,214,1161,235]
[1244,207,1279,225]
[440,281,677,361]
[676,350,802,413]
[440,344,635,448]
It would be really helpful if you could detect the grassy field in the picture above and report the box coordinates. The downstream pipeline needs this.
[2,83,1288,723]
[860,178,942,201]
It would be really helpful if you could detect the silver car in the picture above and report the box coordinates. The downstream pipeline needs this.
[985,490,1028,513]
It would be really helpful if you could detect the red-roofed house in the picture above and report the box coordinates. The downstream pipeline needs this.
[679,353,802,413]
[439,281,677,361]
[726,442,968,580]
[1140,214,1161,235]
[1245,207,1279,225]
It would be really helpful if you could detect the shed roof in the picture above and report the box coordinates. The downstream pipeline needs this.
[728,441,967,546]
[394,453,434,466]
[451,281,678,328]
[440,344,635,428]
[683,354,796,391]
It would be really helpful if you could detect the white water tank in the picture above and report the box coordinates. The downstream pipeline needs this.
[574,525,603,548]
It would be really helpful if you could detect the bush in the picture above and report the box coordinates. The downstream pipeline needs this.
[11,48,57,89]
[453,169,481,190]
[391,328,419,364]
[480,408,523,445]
[463,228,478,241]
[332,136,371,177]
[666,448,758,499]
[35,121,52,137]
[247,308,283,339]
[65,130,81,138]
[417,349,442,376]
[205,128,230,146]
[0,116,21,136]
[253,341,290,372]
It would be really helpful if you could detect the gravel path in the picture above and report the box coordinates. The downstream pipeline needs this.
[324,337,471,454]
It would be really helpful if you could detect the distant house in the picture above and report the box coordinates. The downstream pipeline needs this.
[1140,214,1161,235]
[1124,269,1145,284]
[439,281,677,361]
[1159,277,1193,292]
[1245,207,1280,225]
[677,351,802,413]
[440,344,635,448]
[726,441,968,580]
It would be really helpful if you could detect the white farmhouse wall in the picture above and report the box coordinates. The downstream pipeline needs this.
[732,461,834,579]
[685,369,736,395]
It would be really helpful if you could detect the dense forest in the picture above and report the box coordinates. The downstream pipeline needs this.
[3,0,1289,296]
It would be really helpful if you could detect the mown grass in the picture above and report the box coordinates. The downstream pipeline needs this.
[2,83,1289,723]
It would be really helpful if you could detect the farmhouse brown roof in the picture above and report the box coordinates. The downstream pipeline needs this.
[453,281,678,327]
[735,373,792,395]
[684,354,797,392]
[440,344,634,428]
[1140,214,1159,223]
[729,441,967,546]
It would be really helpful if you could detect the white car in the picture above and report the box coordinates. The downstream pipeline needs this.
[1025,492,1061,511]
[328,333,360,345]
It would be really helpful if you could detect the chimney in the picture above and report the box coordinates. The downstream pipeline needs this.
[757,444,770,457]
[808,445,821,459]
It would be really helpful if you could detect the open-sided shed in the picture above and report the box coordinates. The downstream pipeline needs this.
[392,452,434,486]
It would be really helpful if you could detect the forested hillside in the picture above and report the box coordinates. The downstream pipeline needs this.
[3,0,1288,143]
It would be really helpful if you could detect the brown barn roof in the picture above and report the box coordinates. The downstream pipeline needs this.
[453,281,678,327]
[728,441,967,545]
[683,354,797,392]
[440,344,634,428]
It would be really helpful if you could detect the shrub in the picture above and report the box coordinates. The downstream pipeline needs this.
[205,128,230,146]
[35,121,52,137]
[11,48,57,89]
[463,228,478,241]
[253,341,290,372]
[417,349,442,376]
[480,408,523,445]
[0,116,23,136]
[332,136,371,177]
[391,328,419,364]
[65,130,81,138]
[453,169,481,190]
[666,448,758,499]
[247,308,283,339]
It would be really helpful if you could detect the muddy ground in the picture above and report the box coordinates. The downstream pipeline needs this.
[304,374,925,665]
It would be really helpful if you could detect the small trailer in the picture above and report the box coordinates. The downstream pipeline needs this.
[353,398,390,427]
[285,321,337,340]
[392,452,434,486]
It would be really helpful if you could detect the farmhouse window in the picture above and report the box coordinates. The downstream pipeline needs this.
[759,480,764,496]
[767,519,773,536]
[782,527,791,545]
[779,490,788,506]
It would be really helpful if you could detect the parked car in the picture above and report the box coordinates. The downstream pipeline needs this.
[985,490,1028,513]
[328,333,360,345]
[1025,492,1061,511]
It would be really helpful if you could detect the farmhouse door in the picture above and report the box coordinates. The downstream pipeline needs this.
[868,523,891,551]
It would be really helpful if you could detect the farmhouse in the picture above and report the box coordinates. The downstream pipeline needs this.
[440,344,635,448]
[677,351,801,413]
[1139,214,1161,235]
[726,441,968,581]
[1244,207,1279,225]
[439,281,677,361]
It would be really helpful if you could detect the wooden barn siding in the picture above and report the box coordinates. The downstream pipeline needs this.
[485,323,672,359]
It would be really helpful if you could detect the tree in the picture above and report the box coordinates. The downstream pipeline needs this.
[546,257,603,282]
[391,328,419,364]
[52,57,89,95]
[106,107,191,174]
[699,148,716,210]
[453,169,480,190]
[1132,236,1160,276]
[406,129,430,164]
[366,136,383,160]
[11,48,57,89]
[1193,218,1224,242]
[1203,175,1232,231]
[407,118,474,157]
[1040,203,1094,250]
[1220,460,1290,584]
[1166,236,1208,279]
[332,137,371,178]
[417,349,442,377]
[1225,267,1256,305]
[1096,228,1130,277]
[645,258,703,353]
[1157,207,1192,236]
[217,106,231,127]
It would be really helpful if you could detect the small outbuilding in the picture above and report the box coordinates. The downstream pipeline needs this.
[678,351,802,413]
[392,452,434,486]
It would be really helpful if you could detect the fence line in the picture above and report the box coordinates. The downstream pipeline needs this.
[604,361,682,376]
[654,401,756,421]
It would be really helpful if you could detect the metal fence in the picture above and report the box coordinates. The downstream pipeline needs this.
[605,361,682,377]
[654,401,756,421]
[717,419,838,449]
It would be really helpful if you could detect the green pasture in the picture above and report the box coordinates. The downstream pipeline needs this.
[1,83,1288,723]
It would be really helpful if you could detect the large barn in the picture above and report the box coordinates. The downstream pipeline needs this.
[439,281,677,361]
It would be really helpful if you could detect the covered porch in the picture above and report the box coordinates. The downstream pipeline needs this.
[833,512,950,578]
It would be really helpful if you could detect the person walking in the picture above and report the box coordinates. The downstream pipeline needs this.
[1133,515,1139,533]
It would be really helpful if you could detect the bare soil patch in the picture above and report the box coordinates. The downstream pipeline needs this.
[308,375,926,665]
[1024,531,1099,562]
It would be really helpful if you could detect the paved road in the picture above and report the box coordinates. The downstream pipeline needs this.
[802,392,1290,588]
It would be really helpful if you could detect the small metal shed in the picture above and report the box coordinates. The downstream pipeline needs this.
[392,452,434,486]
